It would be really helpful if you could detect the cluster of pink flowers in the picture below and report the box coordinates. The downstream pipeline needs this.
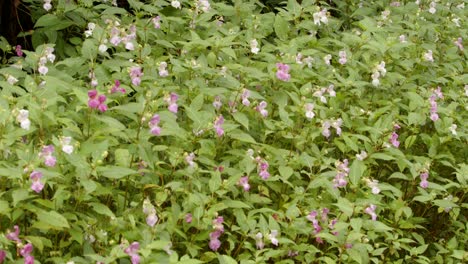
[255,101,268,117]
[124,242,141,264]
[333,159,349,188]
[209,216,224,251]
[15,45,23,57]
[276,63,291,81]
[389,124,401,148]
[149,114,161,136]
[111,80,126,94]
[238,176,250,191]
[322,118,342,138]
[213,115,224,137]
[5,225,36,263]
[129,66,143,86]
[166,93,179,113]
[307,208,338,243]
[88,90,108,112]
[142,198,158,227]
[364,204,377,221]
[40,145,56,167]
[30,171,44,193]
[420,171,429,189]
[429,86,443,121]
[313,84,336,103]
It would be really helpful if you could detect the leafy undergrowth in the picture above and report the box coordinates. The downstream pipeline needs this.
[0,0,467,263]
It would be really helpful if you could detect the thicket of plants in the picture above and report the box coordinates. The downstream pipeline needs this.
[0,0,467,263]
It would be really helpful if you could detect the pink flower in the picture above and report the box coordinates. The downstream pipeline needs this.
[212,96,222,109]
[152,16,161,29]
[238,176,250,191]
[124,242,140,264]
[420,171,429,189]
[276,63,291,81]
[111,80,126,94]
[304,103,315,119]
[241,89,251,106]
[209,216,224,251]
[333,159,349,188]
[16,45,23,57]
[0,250,5,263]
[40,145,56,167]
[258,161,270,180]
[24,256,34,264]
[213,115,224,137]
[185,152,196,167]
[6,225,20,242]
[167,93,179,113]
[322,121,331,138]
[149,114,161,135]
[454,37,464,51]
[364,204,377,221]
[185,213,193,223]
[390,131,400,148]
[88,90,107,112]
[129,66,143,86]
[20,243,33,257]
[30,170,44,193]
[159,62,169,77]
[146,213,158,227]
[256,101,268,117]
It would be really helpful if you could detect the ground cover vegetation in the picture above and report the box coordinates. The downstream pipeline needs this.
[0,0,467,263]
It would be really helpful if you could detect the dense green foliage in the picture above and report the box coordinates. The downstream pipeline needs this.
[0,0,467,263]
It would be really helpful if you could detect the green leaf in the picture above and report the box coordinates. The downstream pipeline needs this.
[97,166,137,179]
[115,149,131,167]
[230,131,257,144]
[218,255,238,264]
[278,166,293,180]
[36,210,70,230]
[232,112,249,130]
[371,153,395,160]
[90,203,116,218]
[12,189,30,207]
[82,39,97,60]
[349,160,366,186]
[274,15,289,41]
[223,200,252,209]
[334,198,354,217]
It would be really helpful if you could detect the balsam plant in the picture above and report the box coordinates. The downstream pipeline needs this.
[0,0,467,263]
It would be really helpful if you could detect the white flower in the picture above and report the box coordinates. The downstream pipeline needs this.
[43,0,52,11]
[449,124,457,136]
[16,109,31,130]
[171,0,181,9]
[304,103,315,120]
[268,230,279,246]
[428,2,436,14]
[7,75,18,85]
[366,179,380,194]
[424,50,434,62]
[324,54,331,65]
[99,44,108,53]
[376,61,386,76]
[356,150,368,161]
[399,35,407,43]
[313,9,328,25]
[250,39,260,54]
